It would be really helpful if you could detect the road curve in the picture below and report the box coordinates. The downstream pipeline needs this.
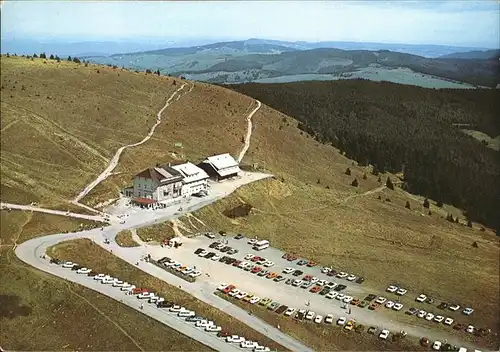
[72,83,189,204]
[15,232,241,352]
[237,100,261,163]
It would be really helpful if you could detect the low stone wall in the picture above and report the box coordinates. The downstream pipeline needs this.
[150,260,196,283]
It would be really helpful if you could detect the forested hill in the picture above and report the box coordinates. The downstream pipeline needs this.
[226,80,500,231]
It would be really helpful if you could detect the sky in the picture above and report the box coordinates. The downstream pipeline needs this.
[1,1,499,48]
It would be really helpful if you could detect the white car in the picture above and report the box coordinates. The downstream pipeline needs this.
[247,238,258,245]
[343,296,353,304]
[284,308,296,316]
[196,320,215,328]
[433,315,445,323]
[462,307,474,316]
[292,279,303,287]
[121,284,135,291]
[238,261,250,269]
[449,304,461,311]
[325,314,334,324]
[112,280,125,287]
[326,281,338,289]
[425,313,435,321]
[417,310,427,318]
[337,317,347,326]
[102,277,117,284]
[346,275,357,281]
[386,285,398,293]
[375,296,387,304]
[235,291,248,300]
[226,335,245,343]
[150,296,164,304]
[305,311,315,320]
[189,271,202,278]
[335,293,345,301]
[240,341,258,348]
[385,301,395,309]
[228,289,240,297]
[317,279,327,286]
[263,261,275,267]
[321,267,332,274]
[336,272,348,279]
[396,288,407,296]
[379,330,390,340]
[137,292,154,299]
[205,325,221,332]
[254,346,270,352]
[432,341,442,351]
[178,310,195,317]
[169,305,183,312]
[444,317,454,325]
[62,261,77,268]
[393,303,404,311]
[416,294,427,302]
[250,296,261,304]
[244,253,255,260]
[283,267,295,274]
[314,315,323,324]
[217,283,229,291]
[164,260,177,267]
[198,250,208,257]
[94,273,106,281]
[182,267,194,274]
[326,292,338,299]
[310,277,318,284]
[466,325,474,333]
[76,267,91,274]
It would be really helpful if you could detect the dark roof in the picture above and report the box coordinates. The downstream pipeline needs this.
[134,164,182,184]
[134,197,155,205]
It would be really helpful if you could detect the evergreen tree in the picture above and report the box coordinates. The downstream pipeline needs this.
[405,201,411,209]
[55,56,61,62]
[40,53,46,59]
[317,178,321,184]
[351,178,359,187]
[423,198,430,209]
[345,167,351,176]
[49,54,55,60]
[362,173,367,180]
[436,201,444,208]
[386,177,394,190]
[33,53,38,58]
[73,57,81,63]
[146,69,152,74]
[467,219,473,227]
[67,56,72,61]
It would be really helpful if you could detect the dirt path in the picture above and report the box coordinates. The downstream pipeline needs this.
[72,83,189,208]
[0,202,106,222]
[237,100,261,163]
[342,185,386,202]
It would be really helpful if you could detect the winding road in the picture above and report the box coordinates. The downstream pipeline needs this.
[237,100,261,163]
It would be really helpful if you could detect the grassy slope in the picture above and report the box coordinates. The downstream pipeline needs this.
[186,104,500,335]
[115,230,139,247]
[1,56,180,208]
[46,239,286,351]
[0,215,207,351]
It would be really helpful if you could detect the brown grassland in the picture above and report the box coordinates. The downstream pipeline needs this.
[1,55,499,350]
[136,221,175,243]
[115,229,139,247]
[46,238,286,351]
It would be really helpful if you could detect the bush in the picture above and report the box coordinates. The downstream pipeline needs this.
[223,203,253,218]
[345,167,351,175]
[351,178,359,187]
[405,201,411,209]
[423,198,430,208]
[386,177,394,190]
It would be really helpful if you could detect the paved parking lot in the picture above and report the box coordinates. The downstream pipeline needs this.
[146,233,480,349]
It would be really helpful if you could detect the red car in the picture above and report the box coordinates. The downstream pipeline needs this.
[287,254,298,261]
[303,275,313,282]
[251,266,262,273]
[232,260,242,267]
[222,285,236,294]
[251,256,262,262]
[282,253,289,259]
[309,285,322,293]
[306,261,317,267]
[132,288,148,294]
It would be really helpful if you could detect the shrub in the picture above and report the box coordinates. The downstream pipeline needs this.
[351,178,359,187]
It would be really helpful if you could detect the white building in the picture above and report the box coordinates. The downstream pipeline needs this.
[132,165,183,207]
[198,153,241,181]
[171,162,210,196]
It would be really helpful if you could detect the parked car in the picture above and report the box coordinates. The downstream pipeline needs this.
[437,302,449,309]
[396,288,407,296]
[416,294,427,303]
[417,310,427,318]
[449,304,461,311]
[205,325,222,332]
[228,289,240,297]
[205,252,216,259]
[385,301,395,309]
[355,277,365,284]
[444,317,454,325]
[209,242,219,249]
[334,284,347,292]
[267,302,281,311]
[305,311,316,320]
[285,278,294,285]
[386,285,398,293]
[235,234,244,240]
[76,267,91,274]
[406,307,418,315]
[364,294,377,301]
[296,259,308,266]
[249,296,261,304]
[275,305,288,315]
[346,275,357,281]
[306,261,317,267]
[274,275,286,282]
[379,330,390,340]
[292,270,303,276]
[257,269,269,277]
[226,335,246,343]
[425,313,435,321]
[198,250,209,257]
[325,314,334,324]
[240,341,258,349]
[222,285,236,294]
[227,248,238,255]
[433,315,445,323]
[314,315,324,324]
[62,261,77,268]
[259,298,273,306]
[344,320,355,331]
[393,303,404,311]
[375,297,387,304]
[432,341,442,351]
[194,248,205,255]
[283,267,295,274]
[367,326,377,334]
[310,285,323,294]
[284,308,296,316]
[462,307,474,316]
[337,317,347,326]
[326,292,339,299]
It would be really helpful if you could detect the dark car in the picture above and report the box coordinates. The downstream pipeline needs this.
[235,234,244,240]
[205,252,216,259]
[292,270,303,277]
[426,297,435,304]
[87,271,98,277]
[219,256,229,262]
[319,287,331,295]
[327,270,337,277]
[355,277,365,284]
[406,307,418,315]
[364,294,377,301]
[209,242,220,249]
[334,284,347,292]
[194,248,204,255]
[258,270,269,277]
[50,258,61,264]
[226,257,236,264]
[296,259,308,266]
[285,278,294,285]
[185,316,204,322]
[232,260,242,266]
[71,265,83,271]
[275,305,288,314]
[220,246,231,253]
[157,301,174,308]
[437,302,449,309]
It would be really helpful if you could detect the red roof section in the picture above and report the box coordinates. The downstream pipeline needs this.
[134,197,155,205]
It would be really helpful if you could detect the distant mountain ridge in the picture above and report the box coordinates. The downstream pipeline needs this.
[439,49,500,60]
